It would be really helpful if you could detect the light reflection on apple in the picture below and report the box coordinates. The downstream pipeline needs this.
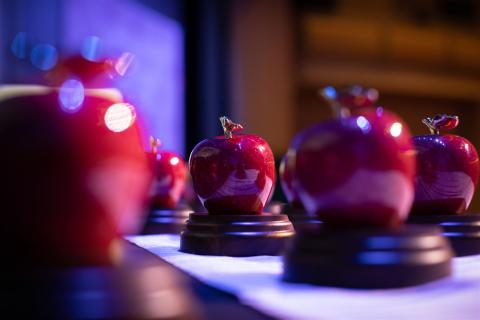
[104,103,136,133]
[389,122,402,137]
[170,157,180,166]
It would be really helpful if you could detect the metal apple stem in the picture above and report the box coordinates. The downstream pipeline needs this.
[318,87,351,119]
[149,136,161,153]
[220,116,243,139]
[422,114,459,135]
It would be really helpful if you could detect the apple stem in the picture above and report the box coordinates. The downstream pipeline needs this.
[422,114,459,135]
[422,118,439,134]
[318,87,351,119]
[220,116,244,139]
[149,136,161,153]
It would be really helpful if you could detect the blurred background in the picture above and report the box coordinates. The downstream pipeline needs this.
[2,0,480,210]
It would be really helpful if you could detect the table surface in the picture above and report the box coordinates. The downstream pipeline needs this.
[0,240,271,319]
[135,244,274,320]
[128,234,480,320]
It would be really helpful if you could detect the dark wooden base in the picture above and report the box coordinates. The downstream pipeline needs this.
[408,214,480,256]
[180,213,295,256]
[1,241,200,319]
[283,224,452,288]
[266,202,321,231]
[142,209,191,234]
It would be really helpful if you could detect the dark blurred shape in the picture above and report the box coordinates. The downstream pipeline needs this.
[0,86,202,318]
[0,89,150,268]
[2,241,201,319]
[297,0,337,14]
[437,0,477,25]
[184,0,231,152]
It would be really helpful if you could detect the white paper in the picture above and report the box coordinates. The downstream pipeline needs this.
[127,235,480,320]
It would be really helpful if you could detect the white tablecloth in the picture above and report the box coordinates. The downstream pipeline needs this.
[127,234,480,320]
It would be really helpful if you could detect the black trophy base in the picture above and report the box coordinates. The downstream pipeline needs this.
[142,208,191,234]
[409,213,480,256]
[180,213,295,256]
[283,224,453,289]
[2,241,199,319]
[266,202,321,231]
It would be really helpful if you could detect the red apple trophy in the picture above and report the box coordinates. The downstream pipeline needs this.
[142,136,190,234]
[409,114,480,256]
[282,85,453,288]
[180,116,294,256]
[0,55,197,318]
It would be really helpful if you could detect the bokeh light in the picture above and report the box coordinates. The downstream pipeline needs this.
[115,52,135,76]
[30,44,58,70]
[104,103,136,132]
[376,107,384,117]
[81,35,102,62]
[366,88,379,102]
[58,79,85,113]
[322,86,337,100]
[170,157,180,166]
[11,32,27,59]
[356,116,371,133]
[389,122,403,137]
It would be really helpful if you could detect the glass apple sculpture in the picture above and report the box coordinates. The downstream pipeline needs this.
[411,114,480,214]
[47,55,120,88]
[0,86,152,267]
[279,141,304,209]
[292,86,416,227]
[336,85,379,110]
[189,117,276,214]
[148,137,188,209]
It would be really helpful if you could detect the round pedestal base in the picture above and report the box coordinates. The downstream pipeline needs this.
[283,224,452,288]
[180,213,295,256]
[2,241,199,319]
[283,205,322,231]
[266,202,321,231]
[409,214,480,256]
[142,209,190,234]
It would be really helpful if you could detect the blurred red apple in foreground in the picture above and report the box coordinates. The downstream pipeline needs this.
[189,117,275,214]
[292,86,416,227]
[0,85,152,267]
[411,114,479,214]
[148,137,187,209]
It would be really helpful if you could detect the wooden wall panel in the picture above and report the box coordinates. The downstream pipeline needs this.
[230,0,295,154]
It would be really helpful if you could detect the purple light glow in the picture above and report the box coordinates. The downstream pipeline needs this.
[62,0,184,154]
